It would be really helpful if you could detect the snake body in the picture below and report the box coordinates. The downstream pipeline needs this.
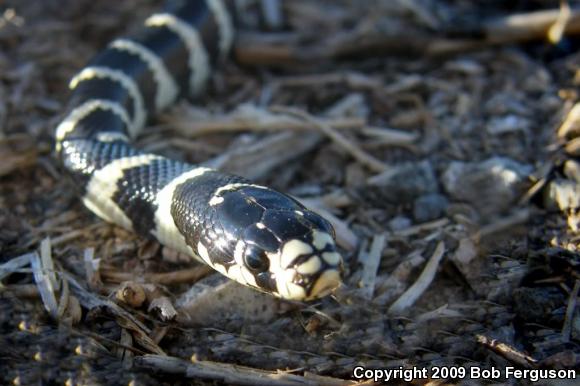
[55,0,342,300]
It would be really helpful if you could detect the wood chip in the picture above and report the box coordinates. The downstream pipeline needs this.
[0,252,33,281]
[358,233,387,299]
[388,241,446,314]
[30,251,58,318]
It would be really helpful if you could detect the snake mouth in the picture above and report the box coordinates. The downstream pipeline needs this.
[271,264,342,301]
[305,269,342,300]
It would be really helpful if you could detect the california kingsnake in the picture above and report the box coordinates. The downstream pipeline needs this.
[55,0,342,300]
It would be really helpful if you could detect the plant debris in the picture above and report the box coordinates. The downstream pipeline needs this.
[1,0,580,385]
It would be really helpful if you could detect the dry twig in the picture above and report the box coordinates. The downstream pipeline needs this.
[101,265,213,285]
[236,7,580,65]
[476,334,537,368]
[164,104,366,137]
[271,106,388,173]
[562,279,580,342]
[134,355,354,386]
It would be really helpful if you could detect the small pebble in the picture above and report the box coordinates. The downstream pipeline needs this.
[563,159,580,183]
[367,160,438,203]
[486,115,531,135]
[413,193,449,222]
[388,215,412,231]
[442,156,532,218]
[544,178,580,211]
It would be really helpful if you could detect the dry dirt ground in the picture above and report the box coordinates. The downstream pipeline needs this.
[1,0,579,385]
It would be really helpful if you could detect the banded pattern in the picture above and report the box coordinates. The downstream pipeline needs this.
[56,0,342,300]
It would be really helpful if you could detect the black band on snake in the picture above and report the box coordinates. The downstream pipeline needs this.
[55,0,342,300]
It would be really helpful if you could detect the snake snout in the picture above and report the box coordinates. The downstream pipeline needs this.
[306,268,342,300]
[273,228,343,300]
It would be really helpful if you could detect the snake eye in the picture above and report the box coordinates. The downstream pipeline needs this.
[244,246,270,272]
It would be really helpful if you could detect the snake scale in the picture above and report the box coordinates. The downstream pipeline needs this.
[55,0,343,301]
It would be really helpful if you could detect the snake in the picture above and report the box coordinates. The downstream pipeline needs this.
[54,0,342,301]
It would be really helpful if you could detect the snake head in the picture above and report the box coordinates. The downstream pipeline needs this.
[209,183,342,300]
[225,187,343,301]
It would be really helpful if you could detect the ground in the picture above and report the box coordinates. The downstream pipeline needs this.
[0,0,579,385]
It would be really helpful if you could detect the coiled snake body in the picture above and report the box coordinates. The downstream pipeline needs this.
[55,0,342,300]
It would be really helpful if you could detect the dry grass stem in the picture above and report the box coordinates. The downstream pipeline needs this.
[271,106,388,173]
[358,233,387,299]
